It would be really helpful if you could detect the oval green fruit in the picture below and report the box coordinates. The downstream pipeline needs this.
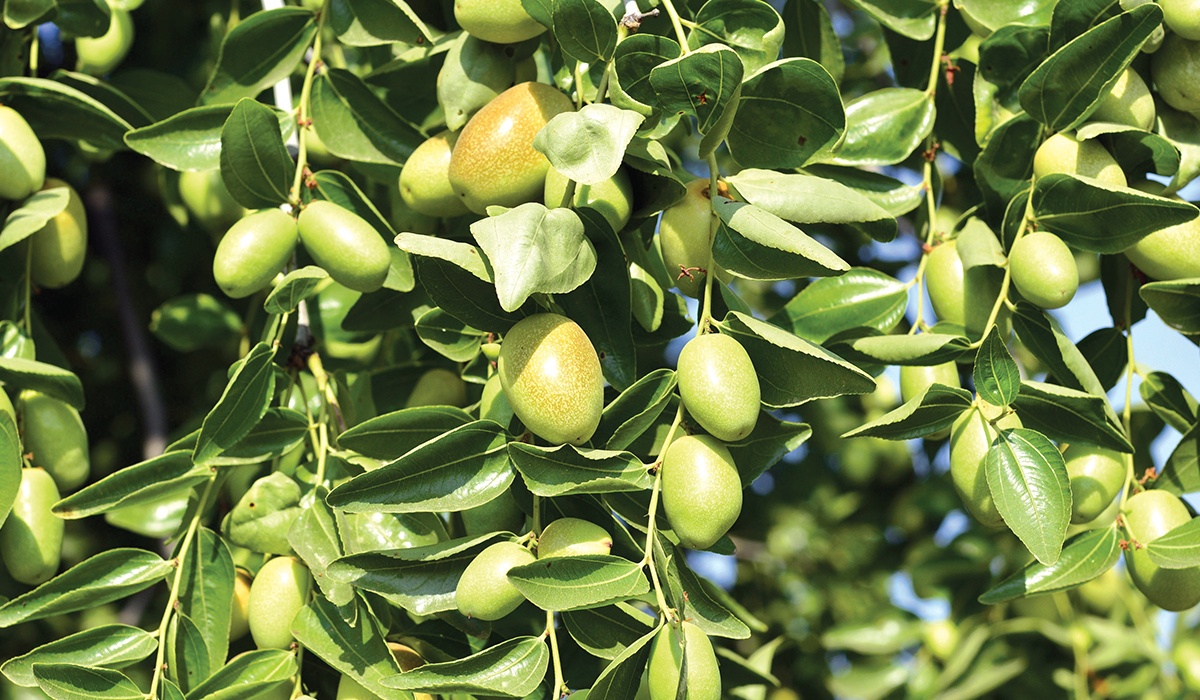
[949,404,1022,528]
[229,569,252,641]
[480,372,514,427]
[1063,444,1125,524]
[455,541,535,620]
[677,332,759,442]
[0,468,62,586]
[544,165,634,233]
[448,82,574,214]
[406,368,468,408]
[1163,0,1200,40]
[298,200,390,293]
[1123,213,1200,281]
[29,178,87,289]
[661,434,742,550]
[925,239,1009,340]
[400,130,471,218]
[659,179,733,298]
[212,208,298,299]
[455,0,546,44]
[538,517,612,558]
[462,487,524,537]
[1124,489,1200,611]
[497,313,603,445]
[899,362,960,403]
[247,556,312,649]
[647,621,721,700]
[0,105,45,201]
[179,169,244,234]
[20,390,89,493]
[1009,231,1078,309]
[1032,132,1127,186]
[76,9,134,76]
[1153,33,1200,113]
[1091,68,1155,130]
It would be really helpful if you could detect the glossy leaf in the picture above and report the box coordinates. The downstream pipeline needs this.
[653,533,751,638]
[0,77,133,151]
[337,406,475,460]
[33,664,142,700]
[381,636,548,696]
[533,104,642,185]
[0,357,85,409]
[167,613,210,695]
[979,526,1121,603]
[1140,279,1200,336]
[219,98,293,209]
[183,649,297,700]
[328,0,433,47]
[1140,371,1198,434]
[415,307,486,363]
[1145,516,1200,569]
[0,187,70,254]
[729,414,812,487]
[553,0,618,63]
[728,58,843,169]
[150,294,244,353]
[823,88,934,166]
[985,428,1072,565]
[726,169,896,243]
[688,0,785,75]
[1012,381,1134,453]
[2,625,157,687]
[193,342,277,466]
[175,528,234,677]
[292,595,409,699]
[595,368,676,450]
[843,384,973,440]
[288,486,354,606]
[804,163,924,217]
[507,554,649,611]
[311,68,423,165]
[1011,302,1113,402]
[509,443,652,497]
[52,451,207,519]
[826,330,973,366]
[974,326,1021,407]
[562,603,655,660]
[265,266,328,314]
[224,472,302,555]
[201,7,317,106]
[712,198,851,281]
[841,0,937,39]
[1155,424,1200,496]
[124,105,295,172]
[771,268,907,344]
[0,411,19,530]
[649,44,744,157]
[609,33,682,114]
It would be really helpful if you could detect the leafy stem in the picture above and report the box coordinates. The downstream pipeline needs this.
[658,0,690,52]
[641,402,685,621]
[1119,272,1138,507]
[908,135,942,334]
[970,190,1034,349]
[546,610,565,698]
[698,151,722,332]
[290,10,327,205]
[22,240,32,333]
[924,3,950,97]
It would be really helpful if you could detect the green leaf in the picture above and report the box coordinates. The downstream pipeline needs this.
[718,312,876,408]
[338,405,475,460]
[329,0,434,46]
[533,104,643,185]
[32,664,143,700]
[219,98,294,209]
[782,0,845,83]
[167,613,211,695]
[509,443,652,497]
[288,486,354,606]
[2,0,53,29]
[726,170,896,243]
[183,649,297,700]
[973,114,1040,214]
[1146,515,1200,569]
[150,294,244,353]
[562,603,655,660]
[311,69,424,165]
[688,0,785,75]
[0,412,16,530]
[1011,302,1113,403]
[292,595,409,699]
[985,428,1072,565]
[841,0,937,39]
[587,627,657,700]
[0,77,133,151]
[380,636,548,696]
[728,414,812,487]
[0,549,172,627]
[193,342,277,466]
[1140,278,1200,335]
[125,104,295,173]
[649,44,744,157]
[825,330,973,366]
[1017,4,1162,131]
[2,625,157,687]
[340,510,447,555]
[1140,371,1198,434]
[438,33,516,131]
[609,33,681,115]
[653,534,751,638]
[50,70,152,129]
[414,307,485,363]
[1155,423,1200,496]
[1159,103,1200,193]
[396,233,492,282]
[0,187,70,254]
[224,472,302,556]
[264,267,328,315]
[507,554,648,611]
[770,268,907,344]
[821,617,923,654]
[823,88,934,166]
[974,326,1021,407]
[979,526,1121,603]
[712,199,850,281]
[594,368,676,451]
[327,420,511,513]
[727,58,843,170]
[0,356,85,410]
[553,0,618,63]
[843,384,973,440]
[175,529,234,678]
[470,203,597,312]
[804,164,924,217]
[52,451,210,519]
[200,7,317,106]
[1031,174,1199,254]
[1012,381,1134,453]
[219,408,308,463]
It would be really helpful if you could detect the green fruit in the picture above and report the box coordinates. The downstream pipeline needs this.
[1033,133,1127,186]
[480,372,514,427]
[647,622,721,700]
[949,404,1022,528]
[677,333,759,442]
[406,368,468,408]
[922,619,959,661]
[1064,444,1126,524]
[1091,68,1155,129]
[462,487,524,537]
[247,556,312,649]
[455,541,535,620]
[1009,231,1078,309]
[0,105,45,201]
[448,82,574,214]
[1163,0,1200,40]
[661,434,742,550]
[29,179,87,289]
[439,34,518,132]
[538,517,612,557]
[543,166,634,233]
[229,569,252,641]
[658,179,733,298]
[400,130,471,218]
[454,0,546,44]
[76,9,134,76]
[497,313,603,445]
[899,362,960,403]
[20,390,89,493]
[1124,489,1200,611]
[925,239,1009,340]
[1123,212,1200,281]
[0,468,63,586]
[179,169,244,233]
[1152,34,1200,113]
[298,201,390,293]
[212,209,298,299]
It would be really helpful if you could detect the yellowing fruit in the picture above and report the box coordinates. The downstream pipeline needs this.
[400,130,471,218]
[538,517,612,558]
[544,166,634,233]
[1091,68,1155,130]
[658,179,732,298]
[454,0,546,44]
[0,105,45,201]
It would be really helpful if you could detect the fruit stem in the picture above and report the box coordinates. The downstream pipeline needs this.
[924,3,949,97]
[29,25,38,74]
[698,151,721,332]
[290,11,326,205]
[659,0,690,52]
[971,189,1034,349]
[532,494,542,536]
[908,134,942,334]
[546,610,565,698]
[641,402,685,620]
[21,240,32,333]
[1118,276,1138,508]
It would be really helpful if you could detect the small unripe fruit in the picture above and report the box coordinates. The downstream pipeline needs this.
[647,622,721,700]
[543,166,634,233]
[1033,133,1126,187]
[925,239,1009,340]
[949,404,1022,528]
[1124,489,1200,611]
[405,368,468,408]
[454,0,546,44]
[179,169,244,234]
[229,569,252,641]
[400,130,471,218]
[0,105,46,200]
[1091,68,1155,130]
[0,468,63,585]
[1152,34,1200,113]
[498,313,603,445]
[677,333,759,442]
[212,209,298,299]
[20,390,89,493]
[658,179,732,298]
[455,541,535,621]
[462,487,524,537]
[1064,444,1126,524]
[1009,231,1078,309]
[247,556,312,649]
[298,201,391,293]
[1162,0,1200,40]
[1123,213,1200,281]
[538,517,612,558]
[661,435,742,550]
[75,9,134,76]
[29,179,88,289]
[479,372,514,427]
[899,362,960,403]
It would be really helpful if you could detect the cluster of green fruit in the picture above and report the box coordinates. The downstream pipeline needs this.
[75,7,136,77]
